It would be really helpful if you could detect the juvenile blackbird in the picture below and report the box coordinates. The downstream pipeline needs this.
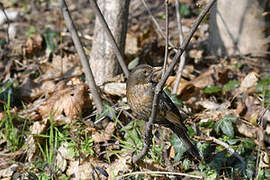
[126,64,201,160]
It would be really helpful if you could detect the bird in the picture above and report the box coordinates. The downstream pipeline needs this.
[126,64,201,160]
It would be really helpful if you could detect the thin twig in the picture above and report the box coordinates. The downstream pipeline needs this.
[140,0,176,50]
[116,170,203,179]
[132,0,217,163]
[59,0,103,113]
[162,0,169,77]
[206,136,246,164]
[172,0,186,94]
[157,0,216,89]
[88,0,129,78]
[162,144,174,172]
[61,31,93,41]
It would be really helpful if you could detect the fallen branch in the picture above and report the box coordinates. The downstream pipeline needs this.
[205,136,245,164]
[116,170,203,179]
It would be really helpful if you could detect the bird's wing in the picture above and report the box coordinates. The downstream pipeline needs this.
[159,91,201,159]
[159,90,188,132]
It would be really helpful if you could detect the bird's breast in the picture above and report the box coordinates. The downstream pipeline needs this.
[127,83,154,119]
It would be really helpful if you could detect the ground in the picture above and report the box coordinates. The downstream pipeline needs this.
[0,0,270,179]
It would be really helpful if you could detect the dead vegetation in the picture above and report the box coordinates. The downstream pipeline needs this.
[0,0,269,179]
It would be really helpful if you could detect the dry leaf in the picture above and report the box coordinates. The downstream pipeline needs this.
[17,77,42,101]
[235,99,247,116]
[26,119,49,162]
[40,54,82,80]
[56,145,68,172]
[0,164,18,178]
[239,72,258,93]
[66,160,93,180]
[38,84,91,121]
[66,158,108,180]
[236,120,257,139]
[25,34,44,56]
[243,96,260,123]
[259,152,269,168]
[18,78,58,101]
[106,154,131,179]
[192,65,231,88]
[92,122,115,143]
[0,112,6,121]
[57,142,74,160]
[197,100,230,111]
[166,76,197,98]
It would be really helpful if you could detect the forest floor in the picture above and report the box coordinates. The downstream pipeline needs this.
[0,0,270,179]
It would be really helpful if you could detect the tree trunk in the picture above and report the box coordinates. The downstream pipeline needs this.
[208,0,269,57]
[90,0,130,86]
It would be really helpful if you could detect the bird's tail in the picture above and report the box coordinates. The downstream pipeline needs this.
[171,124,201,160]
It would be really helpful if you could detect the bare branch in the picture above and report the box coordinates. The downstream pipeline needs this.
[162,144,174,172]
[162,0,169,77]
[132,0,217,163]
[140,0,176,50]
[206,136,245,164]
[59,0,103,113]
[172,0,186,94]
[88,0,129,78]
[157,0,216,90]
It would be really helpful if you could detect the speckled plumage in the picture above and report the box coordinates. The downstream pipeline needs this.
[127,64,201,160]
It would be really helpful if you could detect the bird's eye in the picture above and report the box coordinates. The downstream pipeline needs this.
[143,70,147,74]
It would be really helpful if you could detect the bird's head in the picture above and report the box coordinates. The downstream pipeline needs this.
[127,64,161,86]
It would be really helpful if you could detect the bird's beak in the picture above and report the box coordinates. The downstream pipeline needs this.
[152,67,162,73]
[151,67,162,81]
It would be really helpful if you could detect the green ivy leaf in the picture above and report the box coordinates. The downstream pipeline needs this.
[182,159,191,170]
[215,116,237,138]
[242,139,255,149]
[245,157,256,178]
[204,86,221,94]
[200,120,215,129]
[171,134,186,162]
[170,94,184,108]
[221,120,234,138]
[96,103,116,121]
[187,126,196,137]
[164,88,183,108]
[209,151,227,169]
[222,80,239,92]
[257,75,270,89]
[214,119,223,134]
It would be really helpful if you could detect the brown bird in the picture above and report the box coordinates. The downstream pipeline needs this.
[126,64,201,160]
